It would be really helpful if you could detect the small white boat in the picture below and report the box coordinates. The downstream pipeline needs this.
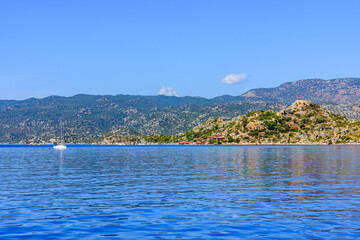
[53,144,67,150]
[54,120,66,150]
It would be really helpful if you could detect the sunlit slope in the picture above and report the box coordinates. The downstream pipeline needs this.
[182,100,360,144]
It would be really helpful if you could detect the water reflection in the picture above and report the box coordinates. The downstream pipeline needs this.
[0,146,359,239]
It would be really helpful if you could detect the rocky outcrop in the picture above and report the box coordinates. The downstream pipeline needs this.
[182,100,360,145]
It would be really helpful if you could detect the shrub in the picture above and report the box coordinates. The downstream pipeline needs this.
[246,112,255,117]
[315,116,326,124]
[248,131,259,137]
[258,111,277,120]
[265,121,277,131]
[300,118,309,124]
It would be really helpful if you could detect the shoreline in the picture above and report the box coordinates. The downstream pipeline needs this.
[1,143,360,147]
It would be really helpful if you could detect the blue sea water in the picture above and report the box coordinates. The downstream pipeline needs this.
[0,145,359,239]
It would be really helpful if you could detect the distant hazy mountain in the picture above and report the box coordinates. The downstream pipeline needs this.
[0,100,18,110]
[0,94,283,143]
[241,78,360,104]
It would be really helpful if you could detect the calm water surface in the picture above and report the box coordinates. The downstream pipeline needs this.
[0,146,359,239]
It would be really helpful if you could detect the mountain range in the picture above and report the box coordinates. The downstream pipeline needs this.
[1,78,360,143]
[241,78,360,104]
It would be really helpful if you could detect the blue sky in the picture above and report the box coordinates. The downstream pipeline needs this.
[1,0,359,99]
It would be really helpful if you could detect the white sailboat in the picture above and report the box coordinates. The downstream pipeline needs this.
[53,120,67,150]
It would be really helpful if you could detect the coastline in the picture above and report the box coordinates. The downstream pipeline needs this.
[1,143,360,147]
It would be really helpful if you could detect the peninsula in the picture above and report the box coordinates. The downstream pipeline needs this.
[100,100,360,145]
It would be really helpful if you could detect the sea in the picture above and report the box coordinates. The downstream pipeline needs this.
[0,145,359,239]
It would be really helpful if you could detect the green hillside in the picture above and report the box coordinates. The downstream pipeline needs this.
[180,100,360,145]
[1,78,360,144]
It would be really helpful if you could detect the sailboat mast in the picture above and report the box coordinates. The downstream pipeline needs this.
[60,120,64,144]
[53,120,67,149]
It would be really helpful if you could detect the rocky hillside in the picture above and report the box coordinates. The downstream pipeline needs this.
[181,100,360,145]
[2,78,360,143]
[242,78,360,104]
[0,94,284,143]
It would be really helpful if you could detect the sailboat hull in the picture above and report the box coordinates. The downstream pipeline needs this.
[53,145,67,150]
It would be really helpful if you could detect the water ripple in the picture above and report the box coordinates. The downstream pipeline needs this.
[0,146,359,239]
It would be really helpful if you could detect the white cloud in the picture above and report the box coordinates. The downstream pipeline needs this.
[221,73,247,84]
[158,86,179,97]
